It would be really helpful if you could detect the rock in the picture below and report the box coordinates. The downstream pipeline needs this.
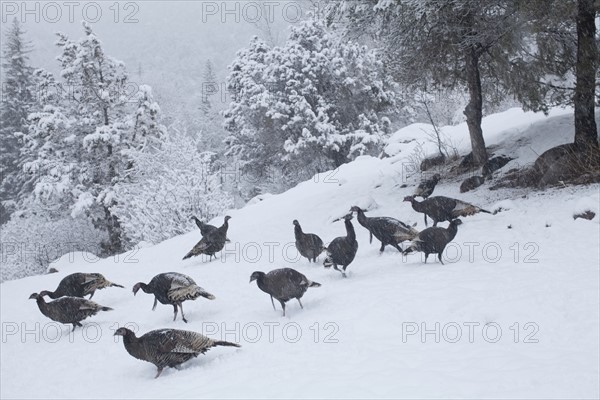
[460,175,485,193]
[535,143,600,187]
[458,152,475,170]
[488,168,540,190]
[482,155,513,177]
[573,211,596,220]
[420,154,446,171]
[534,143,578,174]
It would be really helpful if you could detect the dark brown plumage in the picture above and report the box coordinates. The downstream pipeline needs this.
[403,195,491,226]
[414,173,441,198]
[183,216,231,261]
[190,216,218,237]
[349,206,419,252]
[323,214,358,277]
[293,220,324,262]
[39,272,124,300]
[114,327,240,378]
[133,272,215,323]
[29,292,113,331]
[190,216,230,242]
[250,268,321,316]
[403,219,462,264]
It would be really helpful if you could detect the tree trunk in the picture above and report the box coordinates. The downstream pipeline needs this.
[327,147,349,168]
[573,0,598,146]
[463,46,488,166]
[100,205,123,256]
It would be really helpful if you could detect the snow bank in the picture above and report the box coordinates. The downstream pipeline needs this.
[1,108,598,399]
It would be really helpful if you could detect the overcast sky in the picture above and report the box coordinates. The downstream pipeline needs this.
[1,1,316,115]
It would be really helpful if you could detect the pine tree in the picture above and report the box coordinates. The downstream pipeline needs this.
[129,84,166,152]
[332,0,598,152]
[501,0,597,146]
[573,0,598,146]
[329,0,527,166]
[112,127,233,245]
[200,59,217,118]
[0,18,36,224]
[224,19,399,191]
[22,22,164,256]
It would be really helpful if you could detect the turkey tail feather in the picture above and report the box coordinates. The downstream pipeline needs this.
[199,290,216,300]
[213,340,241,348]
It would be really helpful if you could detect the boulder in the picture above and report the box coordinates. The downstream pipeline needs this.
[460,175,485,193]
[420,154,446,171]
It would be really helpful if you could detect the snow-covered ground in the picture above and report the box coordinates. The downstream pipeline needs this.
[1,108,599,399]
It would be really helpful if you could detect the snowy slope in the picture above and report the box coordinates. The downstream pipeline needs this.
[385,107,576,166]
[1,109,599,399]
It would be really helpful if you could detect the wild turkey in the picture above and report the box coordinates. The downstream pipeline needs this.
[403,195,491,226]
[191,215,217,236]
[403,219,462,264]
[183,216,231,261]
[190,216,230,242]
[349,206,419,253]
[29,293,113,331]
[293,220,324,262]
[323,214,358,277]
[39,272,124,300]
[414,173,441,199]
[114,327,240,378]
[132,272,215,323]
[250,268,321,316]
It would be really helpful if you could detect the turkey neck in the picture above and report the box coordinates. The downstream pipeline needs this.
[122,330,139,347]
[41,290,61,299]
[410,198,424,213]
[254,274,269,292]
[121,330,145,359]
[355,209,369,228]
[294,224,303,240]
[447,222,459,241]
[344,219,356,241]
[34,296,50,316]
[139,282,154,294]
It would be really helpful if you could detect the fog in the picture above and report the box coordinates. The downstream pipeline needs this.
[1,1,314,120]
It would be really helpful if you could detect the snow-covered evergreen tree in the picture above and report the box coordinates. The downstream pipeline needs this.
[196,59,228,152]
[21,22,164,256]
[199,60,217,119]
[128,84,166,152]
[0,19,36,224]
[224,18,399,192]
[112,127,233,245]
[329,0,529,166]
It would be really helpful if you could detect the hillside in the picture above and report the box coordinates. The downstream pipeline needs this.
[1,108,599,399]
